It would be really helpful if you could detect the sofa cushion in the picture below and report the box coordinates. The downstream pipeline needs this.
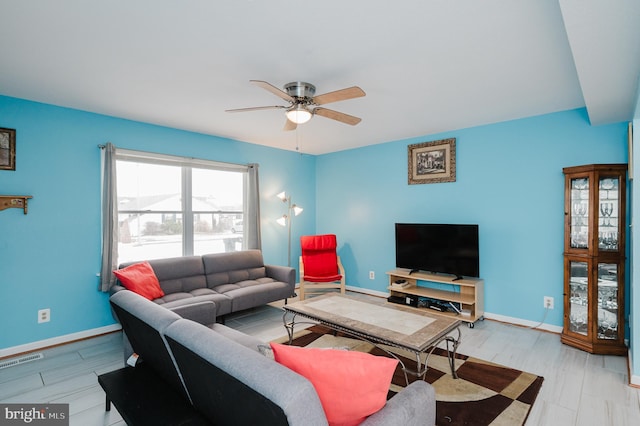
[154,291,233,316]
[271,343,398,426]
[203,250,268,286]
[214,279,293,312]
[113,262,165,300]
[144,256,208,294]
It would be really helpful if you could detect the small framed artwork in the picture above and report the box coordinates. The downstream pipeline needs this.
[408,138,456,184]
[0,127,16,171]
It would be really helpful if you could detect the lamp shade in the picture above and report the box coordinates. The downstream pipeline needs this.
[286,106,312,124]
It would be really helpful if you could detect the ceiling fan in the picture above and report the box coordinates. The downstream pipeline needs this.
[226,80,366,131]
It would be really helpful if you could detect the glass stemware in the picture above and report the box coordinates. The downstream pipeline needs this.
[600,179,615,190]
[600,202,614,226]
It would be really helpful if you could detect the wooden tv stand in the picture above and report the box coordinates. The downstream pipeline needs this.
[386,269,484,327]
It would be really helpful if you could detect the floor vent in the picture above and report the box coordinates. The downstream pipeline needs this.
[0,352,44,370]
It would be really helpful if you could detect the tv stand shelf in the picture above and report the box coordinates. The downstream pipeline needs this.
[386,269,484,327]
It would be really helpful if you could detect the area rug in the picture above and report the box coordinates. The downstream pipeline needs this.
[272,325,544,426]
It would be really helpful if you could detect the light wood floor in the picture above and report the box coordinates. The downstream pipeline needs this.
[1,292,639,426]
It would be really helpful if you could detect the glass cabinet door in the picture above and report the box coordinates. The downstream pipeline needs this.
[570,178,589,249]
[596,263,619,340]
[598,177,619,252]
[568,261,589,336]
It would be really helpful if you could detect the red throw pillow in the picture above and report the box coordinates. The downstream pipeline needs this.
[270,343,397,426]
[112,262,164,300]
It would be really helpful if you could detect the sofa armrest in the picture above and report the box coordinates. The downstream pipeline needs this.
[360,381,436,426]
[167,301,217,326]
[265,264,296,292]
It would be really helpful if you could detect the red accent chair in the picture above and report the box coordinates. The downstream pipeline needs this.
[299,234,346,300]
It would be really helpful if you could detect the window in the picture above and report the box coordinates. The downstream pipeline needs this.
[116,150,246,264]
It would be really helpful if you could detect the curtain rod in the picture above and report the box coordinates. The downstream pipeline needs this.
[97,143,256,169]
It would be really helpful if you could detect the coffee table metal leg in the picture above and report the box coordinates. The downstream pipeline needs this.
[282,311,296,344]
[414,353,426,380]
[423,326,461,380]
[444,327,461,379]
[445,337,458,379]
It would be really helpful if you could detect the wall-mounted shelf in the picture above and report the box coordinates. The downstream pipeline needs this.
[0,195,33,214]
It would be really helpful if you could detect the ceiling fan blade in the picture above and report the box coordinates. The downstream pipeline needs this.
[313,107,362,126]
[225,105,286,113]
[312,86,366,105]
[283,118,297,131]
[250,80,295,102]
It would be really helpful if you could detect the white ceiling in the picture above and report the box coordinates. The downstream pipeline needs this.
[0,1,638,155]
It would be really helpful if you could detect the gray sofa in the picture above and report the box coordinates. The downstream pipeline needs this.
[112,250,296,324]
[99,290,436,425]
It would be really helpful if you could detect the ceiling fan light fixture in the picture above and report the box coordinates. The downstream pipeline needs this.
[286,105,312,124]
[228,80,365,128]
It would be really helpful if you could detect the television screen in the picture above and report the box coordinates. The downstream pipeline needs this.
[395,223,479,278]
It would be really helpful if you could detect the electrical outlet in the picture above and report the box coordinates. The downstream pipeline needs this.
[543,297,554,309]
[38,308,50,323]
[369,271,375,280]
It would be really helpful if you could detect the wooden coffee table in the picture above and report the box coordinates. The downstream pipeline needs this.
[282,294,461,382]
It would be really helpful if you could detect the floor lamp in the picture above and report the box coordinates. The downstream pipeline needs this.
[276,191,303,267]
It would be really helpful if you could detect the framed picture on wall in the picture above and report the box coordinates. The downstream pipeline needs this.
[0,127,16,171]
[407,138,456,184]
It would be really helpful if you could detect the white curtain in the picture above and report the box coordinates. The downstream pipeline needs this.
[245,163,262,250]
[99,142,118,292]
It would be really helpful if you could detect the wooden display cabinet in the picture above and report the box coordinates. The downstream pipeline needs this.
[386,269,484,327]
[562,164,627,355]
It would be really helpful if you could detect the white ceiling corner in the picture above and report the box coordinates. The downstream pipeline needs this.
[0,0,638,154]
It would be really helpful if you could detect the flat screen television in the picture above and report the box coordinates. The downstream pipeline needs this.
[395,223,480,279]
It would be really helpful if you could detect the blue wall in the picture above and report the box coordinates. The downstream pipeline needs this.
[0,94,630,353]
[316,108,628,327]
[0,95,316,350]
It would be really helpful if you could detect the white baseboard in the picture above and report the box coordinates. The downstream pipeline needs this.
[0,324,122,359]
[483,312,563,333]
[294,284,390,299]
[345,285,389,298]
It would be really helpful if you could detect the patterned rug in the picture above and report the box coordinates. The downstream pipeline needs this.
[272,325,544,426]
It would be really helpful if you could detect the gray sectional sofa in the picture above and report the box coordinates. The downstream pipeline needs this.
[112,250,296,324]
[99,290,437,425]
